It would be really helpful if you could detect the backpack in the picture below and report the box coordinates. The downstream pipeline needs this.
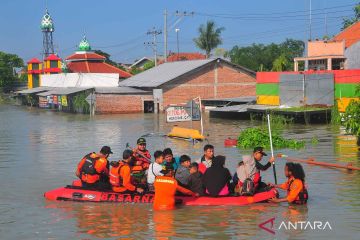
[241,178,255,196]
[240,160,256,196]
[80,153,99,175]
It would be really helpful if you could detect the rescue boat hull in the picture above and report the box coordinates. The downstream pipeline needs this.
[44,185,278,206]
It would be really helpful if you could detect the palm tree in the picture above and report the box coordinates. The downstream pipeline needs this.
[193,21,225,58]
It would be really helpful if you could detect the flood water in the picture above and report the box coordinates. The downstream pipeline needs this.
[0,104,359,239]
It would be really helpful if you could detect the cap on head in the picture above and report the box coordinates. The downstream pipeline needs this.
[137,137,146,145]
[100,146,113,155]
[253,146,267,156]
[123,149,133,159]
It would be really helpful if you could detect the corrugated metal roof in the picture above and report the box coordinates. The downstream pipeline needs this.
[95,87,149,94]
[119,59,214,87]
[36,87,92,96]
[16,87,54,94]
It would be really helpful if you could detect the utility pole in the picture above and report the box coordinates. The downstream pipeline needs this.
[163,10,194,62]
[309,0,312,40]
[164,9,168,62]
[145,27,162,66]
[175,28,180,60]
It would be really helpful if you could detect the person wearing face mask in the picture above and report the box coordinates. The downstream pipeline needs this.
[76,146,112,190]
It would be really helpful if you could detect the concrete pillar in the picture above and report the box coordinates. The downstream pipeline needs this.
[305,60,309,71]
[327,58,332,70]
[294,60,299,71]
[214,61,218,98]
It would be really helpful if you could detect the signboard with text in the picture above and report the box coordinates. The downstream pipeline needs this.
[166,99,201,123]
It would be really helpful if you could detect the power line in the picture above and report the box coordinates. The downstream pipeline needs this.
[145,27,162,66]
[195,3,356,17]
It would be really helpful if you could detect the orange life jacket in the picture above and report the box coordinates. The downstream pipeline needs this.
[288,179,308,204]
[77,153,108,184]
[109,161,126,187]
[133,149,151,169]
[153,176,178,210]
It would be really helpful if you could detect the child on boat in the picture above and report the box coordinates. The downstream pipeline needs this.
[175,155,191,187]
[147,150,165,192]
[163,148,180,170]
[187,162,205,196]
[269,162,308,204]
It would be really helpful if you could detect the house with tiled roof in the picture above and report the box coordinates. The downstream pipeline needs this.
[65,36,132,78]
[294,21,360,71]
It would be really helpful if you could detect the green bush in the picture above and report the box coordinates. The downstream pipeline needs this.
[237,127,305,149]
[342,100,360,137]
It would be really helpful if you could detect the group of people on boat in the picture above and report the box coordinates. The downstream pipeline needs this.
[76,138,308,209]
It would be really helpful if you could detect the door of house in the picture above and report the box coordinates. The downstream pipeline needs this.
[144,101,154,113]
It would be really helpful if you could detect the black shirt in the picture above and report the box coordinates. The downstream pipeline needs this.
[255,160,271,171]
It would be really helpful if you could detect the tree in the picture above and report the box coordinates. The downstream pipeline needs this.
[214,48,227,58]
[227,39,304,72]
[193,21,225,57]
[0,51,24,91]
[342,3,360,30]
[342,85,360,145]
[143,60,155,71]
[272,54,289,71]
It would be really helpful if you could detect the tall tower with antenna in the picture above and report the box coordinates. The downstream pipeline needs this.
[41,9,55,59]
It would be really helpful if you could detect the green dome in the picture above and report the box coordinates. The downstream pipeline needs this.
[41,10,54,31]
[78,36,91,51]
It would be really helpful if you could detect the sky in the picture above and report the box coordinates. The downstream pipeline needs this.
[0,0,357,63]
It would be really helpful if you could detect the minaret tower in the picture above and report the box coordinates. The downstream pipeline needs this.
[41,9,55,59]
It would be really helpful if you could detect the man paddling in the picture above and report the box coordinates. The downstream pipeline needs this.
[253,147,275,192]
[76,146,112,190]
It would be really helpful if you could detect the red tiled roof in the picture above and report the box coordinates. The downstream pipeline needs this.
[27,58,41,64]
[157,52,207,64]
[333,21,360,48]
[67,61,132,78]
[45,54,61,61]
[66,52,106,61]
[166,52,206,62]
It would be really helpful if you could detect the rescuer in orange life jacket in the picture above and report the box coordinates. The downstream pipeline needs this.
[131,138,152,186]
[153,162,198,210]
[76,146,112,190]
[268,162,308,204]
[109,149,144,194]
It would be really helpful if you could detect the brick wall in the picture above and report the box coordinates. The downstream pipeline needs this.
[96,94,153,114]
[162,62,256,106]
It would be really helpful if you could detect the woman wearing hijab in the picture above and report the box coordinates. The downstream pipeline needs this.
[233,155,258,194]
[202,155,232,197]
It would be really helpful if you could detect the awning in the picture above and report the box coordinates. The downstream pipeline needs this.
[36,87,93,96]
[16,87,54,95]
[95,87,149,94]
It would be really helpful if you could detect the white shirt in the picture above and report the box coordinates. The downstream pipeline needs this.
[196,156,212,168]
[147,162,163,184]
